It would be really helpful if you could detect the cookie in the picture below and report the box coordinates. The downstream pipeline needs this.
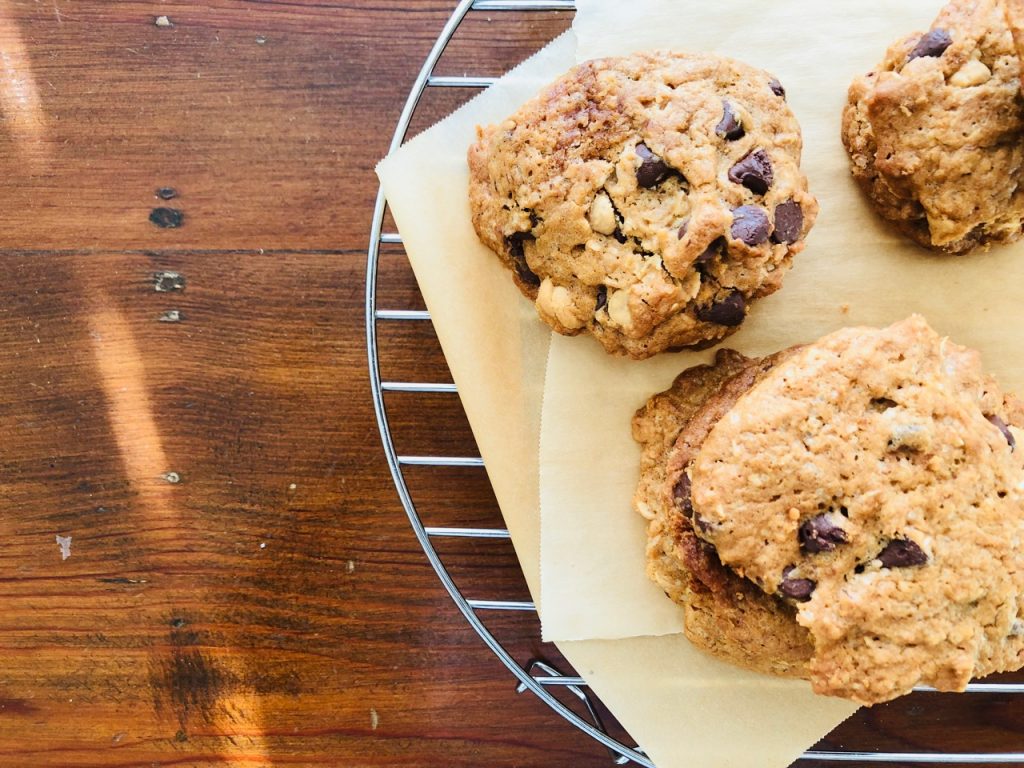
[468,51,817,359]
[842,0,1024,253]
[686,316,1024,704]
[633,347,813,678]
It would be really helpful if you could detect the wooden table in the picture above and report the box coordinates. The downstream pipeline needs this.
[0,2,1021,765]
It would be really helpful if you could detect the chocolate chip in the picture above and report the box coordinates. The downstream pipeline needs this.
[770,200,803,244]
[677,221,688,239]
[877,538,928,568]
[635,142,673,188]
[694,515,713,534]
[595,285,608,312]
[506,232,540,287]
[715,101,745,141]
[696,291,746,326]
[769,77,786,99]
[730,205,771,246]
[672,471,693,518]
[908,28,952,61]
[696,236,726,264]
[728,149,773,195]
[149,207,184,228]
[779,567,815,601]
[986,414,1016,452]
[507,231,530,257]
[514,261,541,287]
[870,397,898,411]
[799,515,848,554]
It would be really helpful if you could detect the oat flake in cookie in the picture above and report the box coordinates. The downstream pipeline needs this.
[467,51,817,359]
[842,0,1024,253]
[680,316,1024,704]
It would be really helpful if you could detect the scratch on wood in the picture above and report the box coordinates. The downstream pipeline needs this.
[153,272,185,292]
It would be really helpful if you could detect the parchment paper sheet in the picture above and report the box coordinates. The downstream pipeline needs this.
[377,21,857,768]
[541,0,1024,646]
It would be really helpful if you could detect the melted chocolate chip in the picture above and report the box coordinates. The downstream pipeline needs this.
[696,236,726,264]
[696,291,746,327]
[635,142,673,188]
[770,200,803,244]
[506,232,540,287]
[799,515,848,554]
[877,538,928,568]
[156,187,177,200]
[728,149,773,195]
[507,232,529,257]
[779,567,815,601]
[986,414,1016,452]
[769,77,786,99]
[908,28,952,61]
[730,205,771,246]
[672,471,693,518]
[677,221,688,239]
[715,101,745,141]
[595,285,608,312]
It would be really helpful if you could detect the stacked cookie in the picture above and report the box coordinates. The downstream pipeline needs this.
[633,317,1024,704]
[467,0,1024,706]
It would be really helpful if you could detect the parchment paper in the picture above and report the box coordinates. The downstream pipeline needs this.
[541,0,1024,647]
[378,23,859,768]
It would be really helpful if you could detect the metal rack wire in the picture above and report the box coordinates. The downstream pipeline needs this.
[365,1,1024,764]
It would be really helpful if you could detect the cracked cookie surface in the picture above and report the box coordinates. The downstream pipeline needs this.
[689,316,1024,704]
[842,0,1024,253]
[468,50,817,358]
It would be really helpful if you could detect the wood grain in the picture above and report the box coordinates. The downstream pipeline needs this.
[0,1,1019,766]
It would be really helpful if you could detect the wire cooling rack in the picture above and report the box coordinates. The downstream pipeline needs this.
[365,1,1024,764]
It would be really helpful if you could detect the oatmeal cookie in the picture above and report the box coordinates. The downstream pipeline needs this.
[688,316,1024,704]
[469,50,817,359]
[633,347,813,678]
[842,0,1024,253]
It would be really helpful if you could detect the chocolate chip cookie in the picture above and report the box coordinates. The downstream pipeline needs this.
[842,0,1024,253]
[635,316,1024,704]
[633,347,814,678]
[468,51,817,359]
